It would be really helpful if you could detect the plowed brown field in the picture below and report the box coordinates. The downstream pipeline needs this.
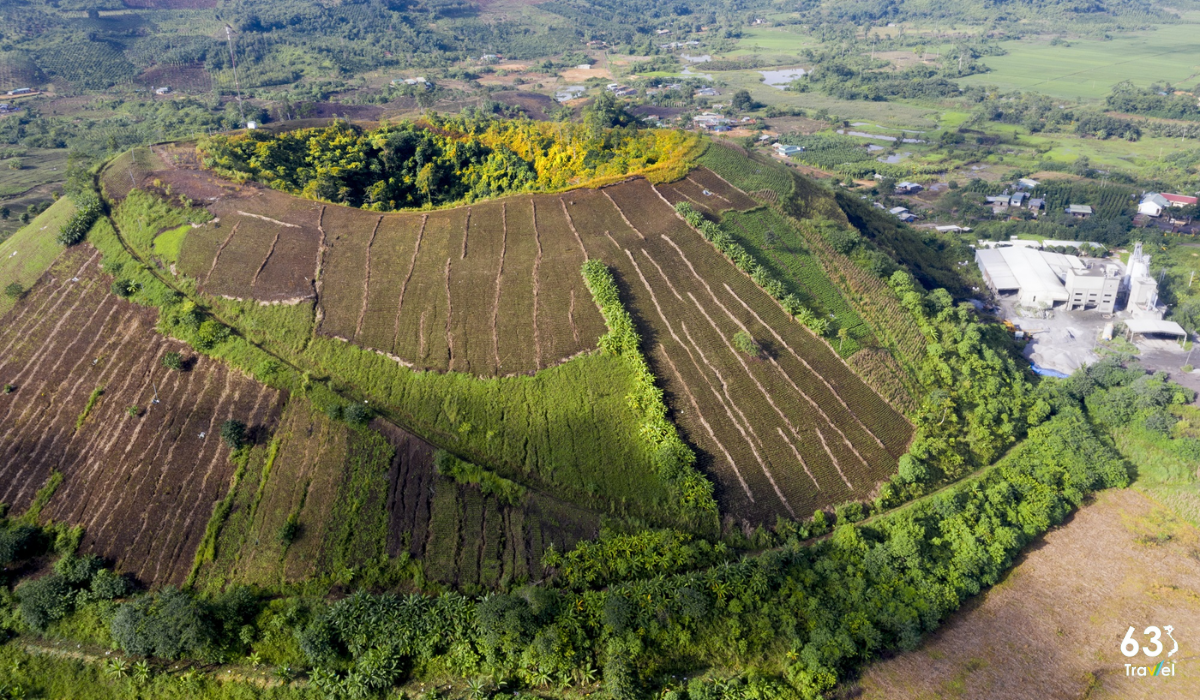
[0,245,284,586]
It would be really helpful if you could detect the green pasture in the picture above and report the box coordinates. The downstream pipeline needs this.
[958,23,1200,100]
[718,70,941,129]
[0,148,68,197]
[0,196,73,316]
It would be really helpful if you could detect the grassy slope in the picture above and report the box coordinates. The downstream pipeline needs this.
[0,196,73,316]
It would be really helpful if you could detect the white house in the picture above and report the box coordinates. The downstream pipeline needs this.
[773,143,803,157]
[1139,193,1170,217]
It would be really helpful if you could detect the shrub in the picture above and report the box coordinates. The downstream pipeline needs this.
[111,278,138,298]
[732,330,760,357]
[834,501,866,524]
[195,319,231,349]
[161,351,184,371]
[90,568,131,600]
[54,554,103,585]
[343,402,372,426]
[220,419,247,450]
[3,282,23,299]
[278,515,300,546]
[2,384,14,394]
[16,574,73,631]
[111,587,216,660]
[0,524,40,567]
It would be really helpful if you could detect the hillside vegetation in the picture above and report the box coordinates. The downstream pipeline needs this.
[198,117,701,211]
[0,120,1183,700]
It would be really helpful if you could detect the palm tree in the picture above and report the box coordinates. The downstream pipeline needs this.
[466,677,488,700]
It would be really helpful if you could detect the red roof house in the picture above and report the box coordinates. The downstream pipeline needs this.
[1161,193,1198,207]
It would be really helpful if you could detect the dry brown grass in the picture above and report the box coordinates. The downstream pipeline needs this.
[854,488,1200,700]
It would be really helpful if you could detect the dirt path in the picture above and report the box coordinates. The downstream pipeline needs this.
[855,488,1200,700]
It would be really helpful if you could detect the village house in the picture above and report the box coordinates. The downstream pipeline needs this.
[894,181,923,195]
[1138,192,1197,217]
[1067,204,1093,218]
[6,88,32,96]
[772,143,803,157]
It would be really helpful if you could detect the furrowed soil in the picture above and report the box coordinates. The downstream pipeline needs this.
[575,178,911,522]
[854,488,1200,700]
[117,142,914,523]
[0,245,284,586]
[199,397,599,591]
[156,157,608,376]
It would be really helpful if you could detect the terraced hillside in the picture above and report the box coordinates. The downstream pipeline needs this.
[102,142,913,523]
[0,245,284,585]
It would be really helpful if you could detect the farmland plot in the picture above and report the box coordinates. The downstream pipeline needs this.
[578,182,912,521]
[0,245,284,586]
[198,397,599,591]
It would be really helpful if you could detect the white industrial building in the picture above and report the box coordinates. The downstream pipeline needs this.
[976,247,1120,312]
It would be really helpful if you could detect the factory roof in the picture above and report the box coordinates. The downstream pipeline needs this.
[1124,319,1188,337]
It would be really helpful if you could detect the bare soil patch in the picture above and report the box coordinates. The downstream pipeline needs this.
[856,488,1200,700]
[560,67,612,82]
[494,91,559,120]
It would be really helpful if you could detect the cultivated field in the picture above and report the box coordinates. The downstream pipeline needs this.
[855,488,1200,699]
[111,143,913,522]
[151,163,608,376]
[0,197,75,317]
[0,245,284,586]
[199,398,600,592]
[567,177,911,520]
[957,23,1200,100]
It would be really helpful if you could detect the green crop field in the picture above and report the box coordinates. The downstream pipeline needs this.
[0,149,68,198]
[959,22,1200,100]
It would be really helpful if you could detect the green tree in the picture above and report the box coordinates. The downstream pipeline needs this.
[220,419,247,450]
[4,282,23,299]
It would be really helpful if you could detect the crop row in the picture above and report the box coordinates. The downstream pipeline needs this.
[586,181,910,520]
[696,142,794,195]
[718,208,873,356]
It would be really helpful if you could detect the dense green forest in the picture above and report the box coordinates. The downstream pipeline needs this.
[198,112,696,209]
